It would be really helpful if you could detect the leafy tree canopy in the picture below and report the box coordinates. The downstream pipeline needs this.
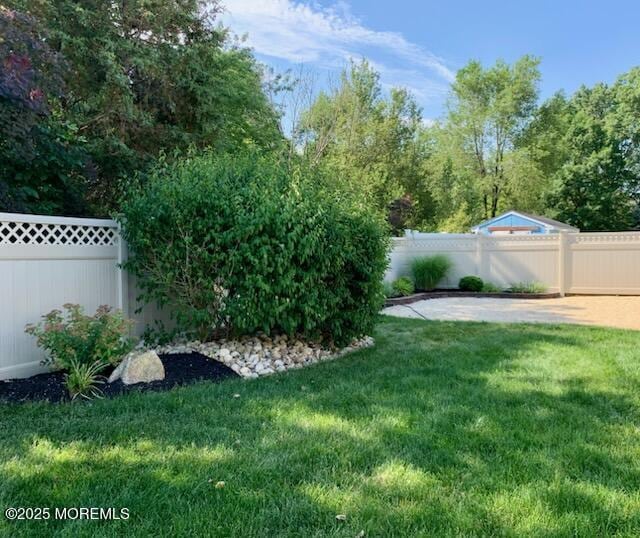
[444,55,542,220]
[1,1,283,214]
[298,60,434,230]
[524,71,640,230]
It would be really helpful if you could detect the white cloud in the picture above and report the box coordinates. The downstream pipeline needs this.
[219,0,455,100]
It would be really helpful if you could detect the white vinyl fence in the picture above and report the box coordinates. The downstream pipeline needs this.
[386,230,640,296]
[3,211,640,380]
[0,212,167,380]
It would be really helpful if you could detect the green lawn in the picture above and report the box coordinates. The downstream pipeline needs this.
[2,316,640,537]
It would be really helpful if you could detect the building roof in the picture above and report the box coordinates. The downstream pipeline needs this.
[472,210,579,233]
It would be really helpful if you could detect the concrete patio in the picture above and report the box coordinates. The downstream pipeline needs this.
[383,295,640,331]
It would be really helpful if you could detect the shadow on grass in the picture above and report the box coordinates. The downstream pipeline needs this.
[1,318,640,536]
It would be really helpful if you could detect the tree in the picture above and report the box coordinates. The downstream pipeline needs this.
[446,56,541,219]
[299,60,433,227]
[544,84,639,230]
[609,67,640,223]
[522,70,640,231]
[0,6,90,215]
[420,125,484,232]
[4,0,283,213]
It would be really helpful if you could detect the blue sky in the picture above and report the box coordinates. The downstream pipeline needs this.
[221,0,640,121]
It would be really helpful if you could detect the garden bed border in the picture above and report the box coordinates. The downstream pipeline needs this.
[384,290,561,307]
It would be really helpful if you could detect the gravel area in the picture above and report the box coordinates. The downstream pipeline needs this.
[157,334,375,378]
[383,295,640,331]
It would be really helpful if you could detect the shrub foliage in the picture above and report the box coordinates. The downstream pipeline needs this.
[508,281,548,294]
[392,277,415,297]
[25,304,134,371]
[119,152,389,345]
[410,255,452,291]
[459,276,484,292]
[481,281,501,293]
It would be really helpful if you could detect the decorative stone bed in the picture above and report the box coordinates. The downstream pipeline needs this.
[385,290,560,307]
[0,335,374,403]
[157,334,375,379]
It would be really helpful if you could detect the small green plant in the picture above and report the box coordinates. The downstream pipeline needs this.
[25,304,134,371]
[383,281,397,298]
[481,282,501,293]
[410,255,452,291]
[459,276,483,292]
[392,277,415,297]
[65,359,107,400]
[508,281,548,294]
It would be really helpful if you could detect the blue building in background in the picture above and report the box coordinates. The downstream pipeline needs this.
[472,210,579,235]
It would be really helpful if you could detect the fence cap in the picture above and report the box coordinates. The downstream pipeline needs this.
[0,212,117,228]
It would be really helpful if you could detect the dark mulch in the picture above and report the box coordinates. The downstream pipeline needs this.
[0,352,239,404]
[384,289,561,307]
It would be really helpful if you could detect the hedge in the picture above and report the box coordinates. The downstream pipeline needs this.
[119,151,389,345]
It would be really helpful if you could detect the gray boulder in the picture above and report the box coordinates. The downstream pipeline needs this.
[108,350,165,385]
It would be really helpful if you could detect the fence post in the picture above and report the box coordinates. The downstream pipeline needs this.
[475,233,485,280]
[557,230,569,297]
[116,224,129,317]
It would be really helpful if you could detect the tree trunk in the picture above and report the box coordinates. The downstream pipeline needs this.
[491,184,499,217]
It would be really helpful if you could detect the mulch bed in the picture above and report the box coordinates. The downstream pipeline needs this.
[0,352,239,404]
[384,289,561,307]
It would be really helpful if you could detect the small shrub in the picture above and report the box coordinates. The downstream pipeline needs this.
[508,281,548,294]
[65,359,106,400]
[119,151,389,345]
[25,304,134,371]
[392,277,415,297]
[459,276,483,292]
[410,255,452,291]
[383,281,397,298]
[481,282,501,293]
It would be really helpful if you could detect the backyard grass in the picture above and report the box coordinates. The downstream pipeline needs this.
[1,316,640,537]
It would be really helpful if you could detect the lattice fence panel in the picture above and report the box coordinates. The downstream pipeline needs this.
[0,220,118,246]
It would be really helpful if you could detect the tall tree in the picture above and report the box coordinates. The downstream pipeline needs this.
[299,60,433,228]
[420,124,485,232]
[609,68,640,204]
[523,70,640,230]
[546,84,639,230]
[446,56,541,219]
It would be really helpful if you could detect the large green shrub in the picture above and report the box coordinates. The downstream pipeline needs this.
[119,152,389,345]
[410,255,452,291]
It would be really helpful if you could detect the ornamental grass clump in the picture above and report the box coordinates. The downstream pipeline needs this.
[391,277,414,297]
[410,255,452,291]
[508,281,548,294]
[65,359,107,400]
[119,151,389,346]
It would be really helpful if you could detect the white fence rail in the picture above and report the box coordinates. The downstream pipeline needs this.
[0,212,166,380]
[386,231,640,296]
